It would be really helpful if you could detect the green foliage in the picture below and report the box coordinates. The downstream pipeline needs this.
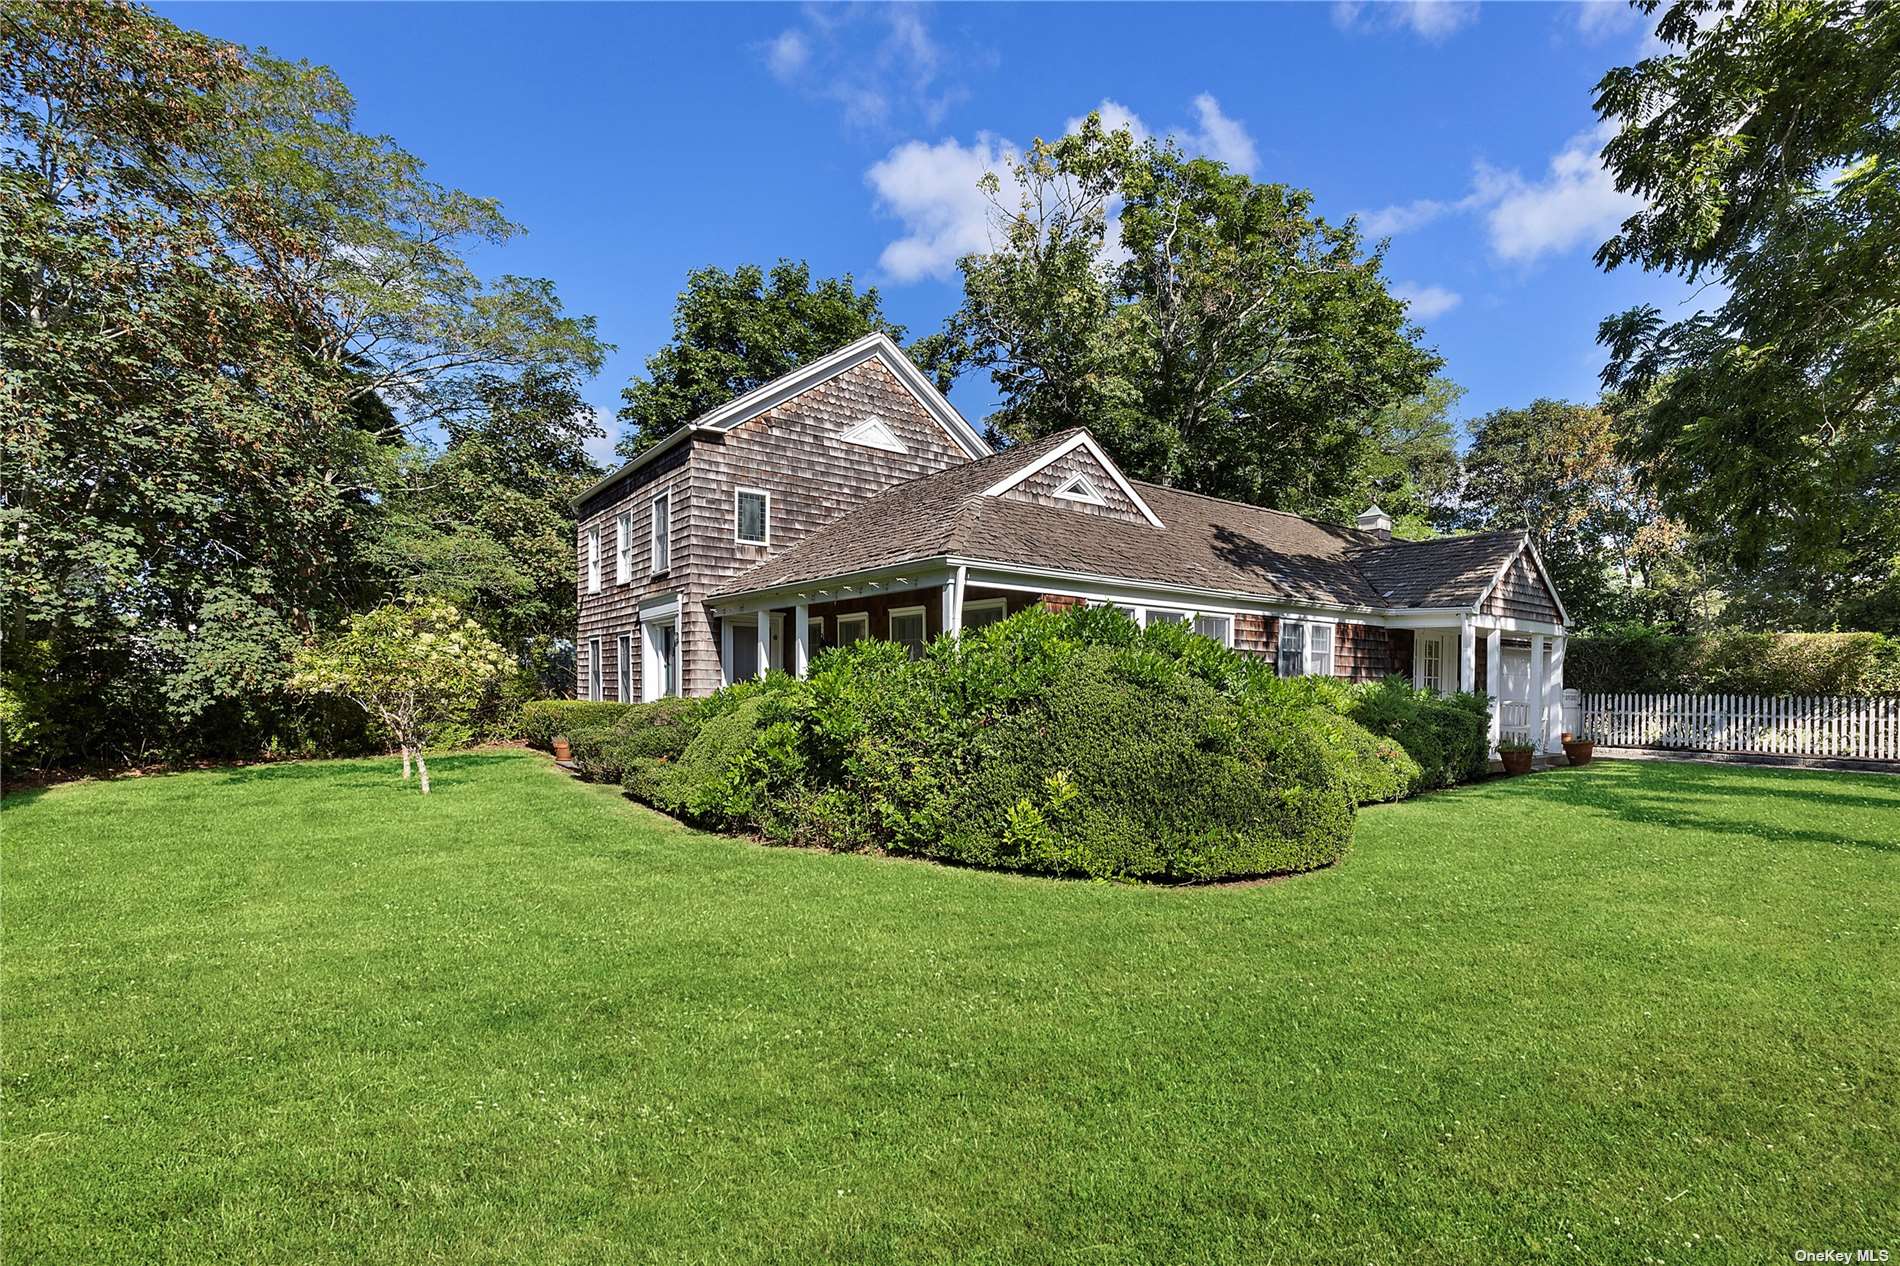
[1568,625,1900,696]
[1594,0,1900,631]
[947,113,1441,517]
[520,700,638,749]
[1343,678,1492,792]
[615,260,958,459]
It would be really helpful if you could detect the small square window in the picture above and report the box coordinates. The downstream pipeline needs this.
[735,488,769,545]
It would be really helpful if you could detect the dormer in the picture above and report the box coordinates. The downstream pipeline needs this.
[981,430,1164,528]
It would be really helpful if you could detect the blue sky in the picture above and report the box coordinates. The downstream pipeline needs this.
[162,1,1700,464]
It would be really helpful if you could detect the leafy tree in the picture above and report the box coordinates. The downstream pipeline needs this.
[1446,399,1697,629]
[616,260,955,458]
[1327,376,1463,538]
[291,599,510,793]
[1594,0,1899,631]
[948,115,1441,514]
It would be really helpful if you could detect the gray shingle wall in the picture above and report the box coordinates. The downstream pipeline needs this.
[1482,550,1563,623]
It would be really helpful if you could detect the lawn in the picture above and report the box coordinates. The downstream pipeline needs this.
[3,752,1895,1265]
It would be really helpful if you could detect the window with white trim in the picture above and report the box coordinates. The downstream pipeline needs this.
[1418,633,1444,693]
[807,616,826,654]
[735,488,769,545]
[836,613,870,646]
[615,513,632,584]
[1052,473,1107,506]
[1147,610,1190,627]
[1193,614,1233,646]
[586,526,602,593]
[650,493,670,574]
[962,597,1007,630]
[1115,604,1141,626]
[1277,620,1335,677]
[588,637,603,700]
[888,606,927,658]
[617,633,632,702]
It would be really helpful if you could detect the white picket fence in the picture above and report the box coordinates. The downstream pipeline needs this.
[1577,692,1900,762]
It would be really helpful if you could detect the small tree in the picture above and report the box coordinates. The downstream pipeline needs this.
[292,599,510,793]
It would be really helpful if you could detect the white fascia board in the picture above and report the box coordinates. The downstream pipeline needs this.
[709,557,957,613]
[1469,613,1567,637]
[1469,535,1571,629]
[639,590,682,620]
[979,433,1166,530]
[573,424,699,510]
[952,559,1396,622]
[1519,538,1572,627]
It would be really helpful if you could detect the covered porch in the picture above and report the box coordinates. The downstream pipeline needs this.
[1398,615,1568,753]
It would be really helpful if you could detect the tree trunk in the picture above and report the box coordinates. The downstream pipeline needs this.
[401,745,413,780]
[416,751,431,795]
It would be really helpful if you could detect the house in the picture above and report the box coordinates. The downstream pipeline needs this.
[574,333,1572,751]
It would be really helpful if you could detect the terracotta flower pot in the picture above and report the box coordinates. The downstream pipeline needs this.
[551,736,571,761]
[1561,739,1595,767]
[1499,749,1534,776]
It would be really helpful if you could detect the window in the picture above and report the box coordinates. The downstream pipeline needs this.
[841,417,907,453]
[1115,604,1141,626]
[586,526,601,593]
[735,488,769,545]
[1194,614,1233,646]
[806,616,826,655]
[588,637,602,701]
[650,493,670,575]
[1418,634,1444,693]
[617,634,632,703]
[615,513,632,584]
[1052,473,1107,506]
[1278,620,1335,677]
[962,597,1007,630]
[836,613,870,646]
[1147,610,1189,627]
[888,606,927,658]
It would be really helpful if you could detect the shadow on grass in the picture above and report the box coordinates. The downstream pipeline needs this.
[209,751,527,792]
[1482,762,1898,853]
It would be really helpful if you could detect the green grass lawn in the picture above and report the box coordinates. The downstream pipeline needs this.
[4,752,1896,1265]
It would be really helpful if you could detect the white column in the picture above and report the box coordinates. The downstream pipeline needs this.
[1529,633,1547,753]
[755,610,770,679]
[1546,635,1566,751]
[1484,625,1502,747]
[942,565,967,636]
[793,601,810,678]
[1458,617,1476,693]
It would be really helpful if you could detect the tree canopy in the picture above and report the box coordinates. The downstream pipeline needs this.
[1594,0,1899,632]
[946,115,1442,517]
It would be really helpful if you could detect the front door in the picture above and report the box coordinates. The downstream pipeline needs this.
[726,614,785,683]
[1498,645,1532,740]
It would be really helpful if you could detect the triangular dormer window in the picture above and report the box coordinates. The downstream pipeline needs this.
[1052,473,1108,506]
[841,417,907,453]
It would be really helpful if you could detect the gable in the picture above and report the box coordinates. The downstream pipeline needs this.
[1481,546,1564,624]
[998,445,1154,525]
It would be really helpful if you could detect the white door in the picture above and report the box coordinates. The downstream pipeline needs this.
[1498,645,1532,739]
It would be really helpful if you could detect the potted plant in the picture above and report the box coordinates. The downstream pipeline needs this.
[551,734,572,761]
[1497,737,1536,776]
[1560,728,1595,767]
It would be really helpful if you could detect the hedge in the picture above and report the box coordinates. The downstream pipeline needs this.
[591,607,1491,883]
[1567,625,1900,696]
[520,700,638,749]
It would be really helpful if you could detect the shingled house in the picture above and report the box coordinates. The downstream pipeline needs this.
[575,333,1572,751]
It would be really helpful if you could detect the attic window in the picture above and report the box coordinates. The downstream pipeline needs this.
[842,417,907,453]
[1052,474,1107,506]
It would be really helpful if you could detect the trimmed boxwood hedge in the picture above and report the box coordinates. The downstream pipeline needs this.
[1567,625,1900,696]
[574,607,1490,883]
[521,700,638,749]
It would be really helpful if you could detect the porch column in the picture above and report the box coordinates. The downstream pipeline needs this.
[1458,616,1476,692]
[1545,635,1566,751]
[942,566,965,636]
[1529,633,1547,752]
[1484,625,1502,747]
[755,610,770,680]
[793,601,810,678]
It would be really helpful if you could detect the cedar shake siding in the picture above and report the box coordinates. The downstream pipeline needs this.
[1001,447,1152,525]
[1482,550,1563,623]
[574,439,690,701]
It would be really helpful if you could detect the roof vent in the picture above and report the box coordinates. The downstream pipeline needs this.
[1357,504,1393,540]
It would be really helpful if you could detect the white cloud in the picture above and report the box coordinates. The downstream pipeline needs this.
[1391,282,1462,319]
[1186,94,1258,174]
[764,29,810,81]
[1479,123,1640,263]
[1065,97,1150,144]
[1333,1,1479,41]
[584,407,621,469]
[1356,121,1640,265]
[867,133,1019,283]
[1573,0,1643,41]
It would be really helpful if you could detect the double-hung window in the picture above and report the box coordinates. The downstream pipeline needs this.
[1418,634,1444,693]
[837,613,870,646]
[617,633,632,703]
[1278,620,1335,677]
[888,607,927,658]
[615,513,632,584]
[1193,614,1233,646]
[586,526,602,594]
[650,493,670,574]
[735,488,769,546]
[588,637,603,700]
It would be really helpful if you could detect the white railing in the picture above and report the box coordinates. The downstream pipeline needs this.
[1577,692,1900,762]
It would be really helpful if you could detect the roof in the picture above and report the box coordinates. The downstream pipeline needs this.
[574,333,989,510]
[709,429,1536,613]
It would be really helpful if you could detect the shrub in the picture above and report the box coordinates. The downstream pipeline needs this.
[1344,678,1490,791]
[1568,625,1900,696]
[521,700,636,749]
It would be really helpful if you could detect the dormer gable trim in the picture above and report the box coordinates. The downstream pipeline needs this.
[1471,534,1572,627]
[841,416,908,454]
[980,431,1165,530]
[1052,473,1107,506]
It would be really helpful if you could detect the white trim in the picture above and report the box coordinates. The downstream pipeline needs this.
[980,433,1165,530]
[585,526,602,594]
[794,602,812,677]
[1192,612,1235,648]
[640,613,679,702]
[587,636,603,700]
[734,486,771,546]
[639,590,681,620]
[836,612,870,645]
[1051,473,1108,507]
[616,632,632,703]
[615,512,632,585]
[887,604,927,656]
[649,491,671,576]
[962,596,1007,628]
[1277,618,1336,678]
[841,416,908,454]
